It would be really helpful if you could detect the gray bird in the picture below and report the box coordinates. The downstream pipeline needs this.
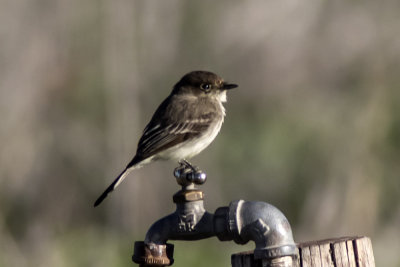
[94,71,237,206]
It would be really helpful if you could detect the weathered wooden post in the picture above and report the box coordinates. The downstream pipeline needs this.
[231,236,375,267]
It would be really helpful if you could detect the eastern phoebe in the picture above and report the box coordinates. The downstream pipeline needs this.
[94,71,237,206]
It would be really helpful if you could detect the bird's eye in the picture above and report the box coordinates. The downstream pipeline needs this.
[200,84,212,91]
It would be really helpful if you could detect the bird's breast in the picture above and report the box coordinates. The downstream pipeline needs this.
[156,118,223,161]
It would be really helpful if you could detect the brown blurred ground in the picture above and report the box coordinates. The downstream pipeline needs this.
[1,1,400,266]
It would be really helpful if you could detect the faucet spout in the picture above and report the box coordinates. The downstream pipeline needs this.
[133,166,297,266]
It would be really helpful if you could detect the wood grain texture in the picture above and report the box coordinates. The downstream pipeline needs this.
[232,236,375,267]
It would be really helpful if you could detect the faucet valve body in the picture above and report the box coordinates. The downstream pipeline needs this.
[133,167,297,265]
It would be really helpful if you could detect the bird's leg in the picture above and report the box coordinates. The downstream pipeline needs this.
[179,159,199,173]
[175,159,207,186]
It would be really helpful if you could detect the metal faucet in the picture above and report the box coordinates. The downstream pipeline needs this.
[132,162,297,266]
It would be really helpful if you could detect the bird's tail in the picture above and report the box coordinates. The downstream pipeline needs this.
[93,167,134,207]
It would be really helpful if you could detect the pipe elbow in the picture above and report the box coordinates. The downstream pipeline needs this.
[215,200,297,259]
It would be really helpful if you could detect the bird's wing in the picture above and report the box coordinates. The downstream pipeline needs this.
[139,122,200,156]
[136,112,217,158]
[126,93,220,167]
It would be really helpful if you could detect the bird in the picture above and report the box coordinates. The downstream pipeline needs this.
[94,71,237,206]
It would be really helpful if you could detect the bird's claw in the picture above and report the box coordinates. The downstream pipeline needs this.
[178,159,199,172]
[174,160,206,185]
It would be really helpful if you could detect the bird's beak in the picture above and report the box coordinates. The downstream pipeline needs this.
[222,82,238,90]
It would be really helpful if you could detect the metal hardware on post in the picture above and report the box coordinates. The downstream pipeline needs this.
[132,163,297,266]
[132,242,174,267]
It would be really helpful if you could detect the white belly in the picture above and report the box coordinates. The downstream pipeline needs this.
[151,94,227,162]
[156,118,223,161]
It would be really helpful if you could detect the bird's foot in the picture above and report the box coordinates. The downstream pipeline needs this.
[174,160,206,186]
[178,159,199,173]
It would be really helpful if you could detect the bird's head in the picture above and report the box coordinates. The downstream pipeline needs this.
[172,71,238,102]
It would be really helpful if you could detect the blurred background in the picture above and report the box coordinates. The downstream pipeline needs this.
[1,0,400,266]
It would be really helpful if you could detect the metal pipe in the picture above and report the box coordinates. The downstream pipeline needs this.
[215,200,297,259]
[144,199,215,243]
[133,165,297,266]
